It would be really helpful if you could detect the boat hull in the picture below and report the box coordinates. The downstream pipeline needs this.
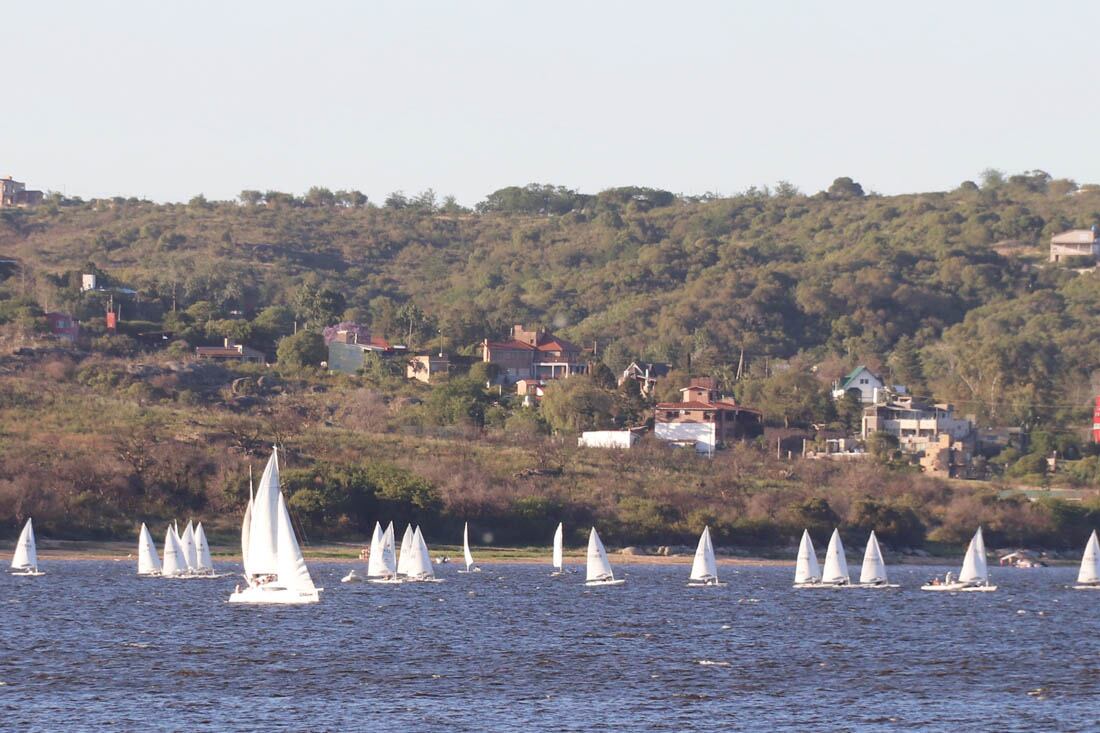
[585,578,625,587]
[793,582,846,589]
[853,583,900,589]
[10,570,44,576]
[920,583,997,592]
[228,585,321,604]
[367,577,405,585]
[1072,584,1100,590]
[688,579,725,587]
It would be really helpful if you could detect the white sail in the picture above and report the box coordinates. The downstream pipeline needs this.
[958,527,988,584]
[275,492,316,592]
[366,522,386,577]
[137,523,161,575]
[246,448,281,577]
[552,522,563,571]
[194,522,213,572]
[821,529,850,584]
[408,526,435,579]
[689,526,719,582]
[859,530,888,585]
[11,517,38,571]
[463,522,475,571]
[380,522,398,575]
[241,497,253,578]
[586,527,614,582]
[180,521,197,570]
[397,524,415,576]
[1078,530,1100,585]
[794,529,821,584]
[162,525,187,576]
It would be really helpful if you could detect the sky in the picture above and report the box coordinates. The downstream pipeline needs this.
[3,1,1099,205]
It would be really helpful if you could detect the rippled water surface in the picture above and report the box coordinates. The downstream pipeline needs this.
[2,561,1099,731]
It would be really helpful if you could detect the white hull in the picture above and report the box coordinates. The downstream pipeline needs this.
[1074,584,1100,590]
[853,582,900,589]
[403,575,444,583]
[457,568,482,574]
[340,571,363,583]
[920,583,997,592]
[585,578,625,587]
[10,569,44,577]
[794,581,848,589]
[228,584,321,604]
[162,571,233,580]
[550,570,564,577]
[367,576,405,585]
[688,578,725,587]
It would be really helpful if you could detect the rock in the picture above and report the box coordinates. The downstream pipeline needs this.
[231,377,254,395]
[620,546,642,556]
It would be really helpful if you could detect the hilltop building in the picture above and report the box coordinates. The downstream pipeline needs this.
[831,366,906,405]
[195,338,264,364]
[619,361,671,396]
[654,377,763,455]
[862,394,974,477]
[0,176,43,208]
[1050,226,1100,263]
[326,325,405,374]
[481,324,587,382]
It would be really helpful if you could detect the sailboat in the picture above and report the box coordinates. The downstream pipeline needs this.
[458,522,480,573]
[403,526,441,582]
[343,522,383,583]
[921,527,997,592]
[368,522,402,584]
[820,528,851,586]
[10,517,43,576]
[856,530,898,588]
[551,522,564,576]
[137,523,162,576]
[585,528,624,586]
[396,524,415,577]
[688,526,722,586]
[193,522,218,576]
[793,529,822,587]
[161,524,188,577]
[180,521,198,573]
[229,446,321,604]
[1073,530,1100,590]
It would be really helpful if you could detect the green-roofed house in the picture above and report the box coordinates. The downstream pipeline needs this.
[831,366,899,405]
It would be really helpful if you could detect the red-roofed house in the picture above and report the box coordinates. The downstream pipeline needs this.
[482,324,588,382]
[655,377,763,455]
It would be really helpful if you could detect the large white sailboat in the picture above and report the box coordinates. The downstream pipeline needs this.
[229,447,321,604]
[921,527,997,592]
[551,522,564,576]
[688,526,722,586]
[820,528,851,586]
[793,529,822,587]
[10,517,43,576]
[856,530,898,588]
[585,528,624,586]
[161,525,188,577]
[137,523,162,576]
[459,522,480,573]
[1073,530,1100,590]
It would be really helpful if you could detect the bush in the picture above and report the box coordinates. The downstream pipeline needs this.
[276,330,325,368]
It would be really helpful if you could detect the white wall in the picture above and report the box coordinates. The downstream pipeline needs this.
[655,422,716,455]
[578,431,637,449]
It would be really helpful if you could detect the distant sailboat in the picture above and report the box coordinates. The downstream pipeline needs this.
[856,530,898,588]
[820,528,851,586]
[1074,530,1100,590]
[585,528,624,586]
[396,524,415,577]
[551,522,564,576]
[688,526,722,586]
[344,522,383,583]
[404,526,441,582]
[793,529,821,587]
[229,446,321,604]
[137,523,161,576]
[369,522,402,584]
[161,525,188,577]
[459,522,480,573]
[921,527,997,592]
[10,518,43,576]
[194,522,215,576]
[180,521,198,572]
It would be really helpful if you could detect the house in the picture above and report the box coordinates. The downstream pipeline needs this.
[862,395,974,474]
[619,361,671,396]
[326,325,406,375]
[1049,226,1100,263]
[44,312,78,342]
[481,324,588,382]
[0,176,43,208]
[516,379,546,407]
[831,365,906,405]
[578,430,639,449]
[407,353,450,384]
[919,433,973,479]
[195,338,264,363]
[654,377,763,455]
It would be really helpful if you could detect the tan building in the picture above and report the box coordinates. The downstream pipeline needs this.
[482,324,587,382]
[196,338,264,364]
[1050,227,1100,263]
[407,353,450,384]
[654,377,763,455]
[0,176,43,208]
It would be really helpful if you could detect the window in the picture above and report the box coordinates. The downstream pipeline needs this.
[860,378,868,385]
[703,412,713,420]
[665,411,676,420]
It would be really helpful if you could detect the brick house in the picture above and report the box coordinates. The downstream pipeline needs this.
[45,312,79,342]
[196,338,264,363]
[654,377,763,455]
[481,324,588,382]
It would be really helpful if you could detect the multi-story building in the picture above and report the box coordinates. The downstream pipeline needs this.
[654,377,763,455]
[326,326,405,374]
[862,395,974,475]
[1049,227,1100,263]
[481,324,587,382]
[0,176,43,208]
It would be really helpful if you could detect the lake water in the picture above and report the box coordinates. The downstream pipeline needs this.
[2,561,1098,732]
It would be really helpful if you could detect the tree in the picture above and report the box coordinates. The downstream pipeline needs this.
[293,282,346,328]
[276,330,326,368]
[866,432,900,464]
[305,186,336,208]
[827,177,864,198]
[238,190,263,206]
[423,377,490,426]
[591,363,617,390]
[539,376,614,433]
[384,191,409,210]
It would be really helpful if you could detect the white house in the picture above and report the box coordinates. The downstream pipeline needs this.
[832,366,906,405]
[578,430,638,450]
[1049,227,1100,263]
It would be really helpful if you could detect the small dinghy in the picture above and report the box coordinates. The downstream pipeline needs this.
[344,523,383,583]
[10,518,44,576]
[180,521,198,574]
[688,526,723,586]
[921,527,997,592]
[1073,530,1100,590]
[856,530,899,588]
[551,522,564,576]
[137,523,161,577]
[585,528,624,586]
[161,524,189,578]
[369,522,402,584]
[229,446,321,604]
[191,522,227,577]
[396,524,415,578]
[404,526,442,582]
[793,529,822,588]
[820,528,851,587]
[458,522,480,573]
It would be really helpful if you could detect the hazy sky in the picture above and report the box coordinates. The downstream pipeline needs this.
[3,1,1098,204]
